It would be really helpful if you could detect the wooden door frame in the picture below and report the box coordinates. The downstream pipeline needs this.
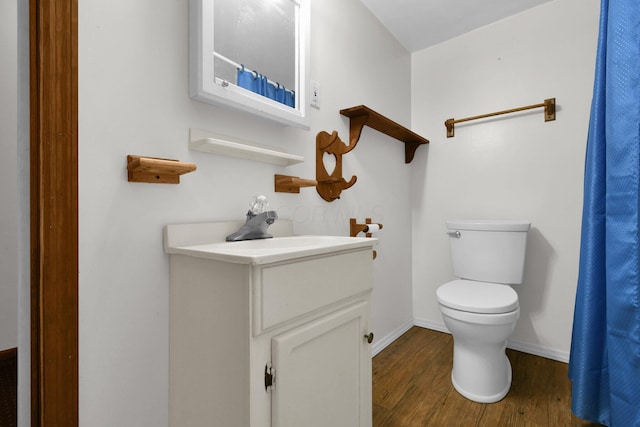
[30,0,79,425]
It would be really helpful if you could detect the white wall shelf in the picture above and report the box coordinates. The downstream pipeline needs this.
[189,128,304,166]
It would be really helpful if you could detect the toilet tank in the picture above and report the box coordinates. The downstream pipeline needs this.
[446,220,530,284]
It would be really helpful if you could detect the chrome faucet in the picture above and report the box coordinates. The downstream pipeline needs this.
[226,195,278,241]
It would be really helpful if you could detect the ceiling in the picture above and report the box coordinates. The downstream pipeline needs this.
[359,0,553,52]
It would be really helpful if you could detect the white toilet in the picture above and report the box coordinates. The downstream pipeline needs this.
[436,220,530,403]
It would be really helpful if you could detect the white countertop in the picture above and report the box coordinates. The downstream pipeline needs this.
[166,235,377,265]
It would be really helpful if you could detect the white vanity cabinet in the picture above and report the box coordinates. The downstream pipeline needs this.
[165,227,375,427]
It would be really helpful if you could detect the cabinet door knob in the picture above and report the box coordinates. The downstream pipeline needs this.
[364,332,374,344]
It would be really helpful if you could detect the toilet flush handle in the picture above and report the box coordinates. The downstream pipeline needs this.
[446,231,461,238]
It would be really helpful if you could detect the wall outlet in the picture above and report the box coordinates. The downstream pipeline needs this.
[311,80,321,109]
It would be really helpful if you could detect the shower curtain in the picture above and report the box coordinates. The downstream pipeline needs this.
[569,0,640,426]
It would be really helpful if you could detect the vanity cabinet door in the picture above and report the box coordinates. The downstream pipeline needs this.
[271,301,372,427]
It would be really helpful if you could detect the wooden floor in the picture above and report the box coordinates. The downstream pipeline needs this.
[372,327,603,427]
[0,349,17,427]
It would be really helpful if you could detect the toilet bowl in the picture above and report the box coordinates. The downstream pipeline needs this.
[438,280,520,403]
[437,220,530,403]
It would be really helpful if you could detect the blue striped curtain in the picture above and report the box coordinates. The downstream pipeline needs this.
[569,1,640,425]
[236,65,295,108]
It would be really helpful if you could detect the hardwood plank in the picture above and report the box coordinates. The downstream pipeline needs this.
[0,349,17,427]
[373,328,450,411]
[373,327,604,427]
[0,348,17,363]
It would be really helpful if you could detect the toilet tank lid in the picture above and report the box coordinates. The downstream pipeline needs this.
[446,220,530,232]
[437,280,519,314]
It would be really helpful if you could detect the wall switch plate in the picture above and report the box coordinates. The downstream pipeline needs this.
[311,80,320,109]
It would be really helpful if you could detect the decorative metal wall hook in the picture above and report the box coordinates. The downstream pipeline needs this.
[315,130,358,202]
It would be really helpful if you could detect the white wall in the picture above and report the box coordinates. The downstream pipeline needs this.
[0,0,19,352]
[79,0,413,424]
[410,0,599,362]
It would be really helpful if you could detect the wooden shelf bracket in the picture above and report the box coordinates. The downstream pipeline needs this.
[127,155,196,184]
[274,174,318,194]
[340,105,429,163]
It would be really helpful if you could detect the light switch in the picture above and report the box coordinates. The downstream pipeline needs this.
[311,80,321,109]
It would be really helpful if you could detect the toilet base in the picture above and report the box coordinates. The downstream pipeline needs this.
[440,306,518,404]
[451,356,512,403]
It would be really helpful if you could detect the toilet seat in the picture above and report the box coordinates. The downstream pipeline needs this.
[437,279,519,314]
[439,304,519,326]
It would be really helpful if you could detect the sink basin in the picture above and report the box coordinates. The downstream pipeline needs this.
[166,235,377,265]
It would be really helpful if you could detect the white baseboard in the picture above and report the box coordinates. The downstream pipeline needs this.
[412,317,569,363]
[413,318,449,334]
[371,319,414,357]
[507,339,569,363]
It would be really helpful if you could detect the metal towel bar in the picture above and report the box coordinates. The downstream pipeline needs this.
[444,98,556,138]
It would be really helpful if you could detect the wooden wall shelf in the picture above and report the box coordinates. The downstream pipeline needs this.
[340,105,429,163]
[127,155,196,184]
